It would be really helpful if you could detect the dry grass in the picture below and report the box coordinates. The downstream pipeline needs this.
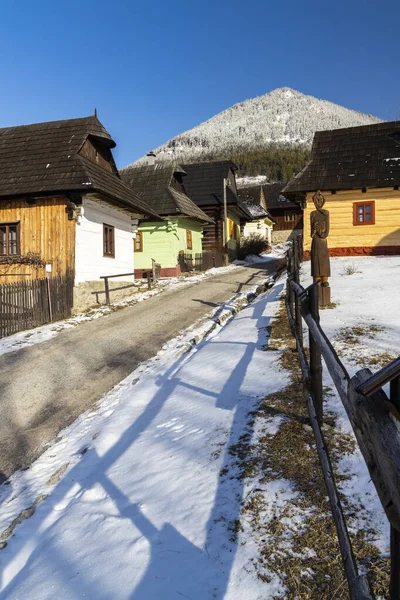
[221,299,390,598]
[334,324,396,368]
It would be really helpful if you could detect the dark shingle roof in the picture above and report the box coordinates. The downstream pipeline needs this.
[0,115,160,218]
[262,182,299,209]
[120,164,214,223]
[237,186,274,220]
[284,120,400,194]
[181,161,239,207]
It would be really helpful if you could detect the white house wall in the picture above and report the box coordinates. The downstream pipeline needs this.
[243,221,272,245]
[75,197,134,284]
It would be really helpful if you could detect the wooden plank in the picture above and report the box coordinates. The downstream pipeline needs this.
[357,357,400,397]
[290,281,400,530]
[350,370,400,531]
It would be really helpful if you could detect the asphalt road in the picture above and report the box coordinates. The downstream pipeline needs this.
[0,260,280,478]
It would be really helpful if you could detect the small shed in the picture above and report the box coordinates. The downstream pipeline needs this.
[237,186,275,244]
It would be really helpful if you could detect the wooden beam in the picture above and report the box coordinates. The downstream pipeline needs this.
[285,295,374,599]
[350,370,400,531]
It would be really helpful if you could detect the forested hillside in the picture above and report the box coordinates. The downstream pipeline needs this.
[188,143,311,180]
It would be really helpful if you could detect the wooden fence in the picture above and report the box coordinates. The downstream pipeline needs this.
[286,237,400,599]
[178,250,224,273]
[0,274,74,338]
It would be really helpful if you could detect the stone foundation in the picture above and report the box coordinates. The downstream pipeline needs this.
[134,265,181,278]
[73,279,145,312]
[272,229,302,244]
[303,246,400,259]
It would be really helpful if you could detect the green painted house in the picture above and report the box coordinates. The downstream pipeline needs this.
[120,162,214,277]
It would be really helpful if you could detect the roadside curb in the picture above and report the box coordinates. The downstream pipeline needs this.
[175,271,281,358]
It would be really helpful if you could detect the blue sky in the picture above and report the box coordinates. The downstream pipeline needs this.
[1,0,399,167]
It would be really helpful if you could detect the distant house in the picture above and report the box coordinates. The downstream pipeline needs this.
[0,115,159,309]
[283,121,400,256]
[120,162,214,277]
[237,185,276,245]
[261,183,303,243]
[181,161,249,260]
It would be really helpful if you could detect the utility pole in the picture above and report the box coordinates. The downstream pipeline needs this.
[223,178,228,265]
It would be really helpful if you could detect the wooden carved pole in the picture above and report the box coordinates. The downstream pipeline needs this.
[310,191,331,307]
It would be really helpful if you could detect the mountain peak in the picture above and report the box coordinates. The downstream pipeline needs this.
[127,89,383,169]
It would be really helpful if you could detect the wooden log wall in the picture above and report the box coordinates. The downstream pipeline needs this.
[303,188,400,252]
[0,195,76,283]
[271,209,303,232]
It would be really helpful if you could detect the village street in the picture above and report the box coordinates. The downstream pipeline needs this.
[0,260,280,479]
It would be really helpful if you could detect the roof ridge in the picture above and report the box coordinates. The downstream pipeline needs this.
[0,115,101,133]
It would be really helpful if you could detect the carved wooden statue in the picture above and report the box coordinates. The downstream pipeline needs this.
[310,190,331,305]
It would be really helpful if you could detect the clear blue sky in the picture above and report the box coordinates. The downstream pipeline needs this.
[1,0,399,167]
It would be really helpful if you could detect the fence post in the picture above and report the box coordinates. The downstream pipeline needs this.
[390,375,400,599]
[104,277,110,305]
[293,239,303,346]
[287,248,294,315]
[46,275,53,322]
[309,283,323,425]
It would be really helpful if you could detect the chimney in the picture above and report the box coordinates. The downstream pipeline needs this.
[146,151,156,166]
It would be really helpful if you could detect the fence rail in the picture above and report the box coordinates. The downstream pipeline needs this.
[178,250,224,273]
[0,274,74,338]
[286,237,400,600]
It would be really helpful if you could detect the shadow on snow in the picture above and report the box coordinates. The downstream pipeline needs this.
[0,280,284,599]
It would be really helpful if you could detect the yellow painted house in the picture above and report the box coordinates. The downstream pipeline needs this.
[284,121,400,256]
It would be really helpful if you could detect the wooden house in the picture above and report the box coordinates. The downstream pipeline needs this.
[181,161,250,260]
[283,121,400,256]
[237,185,276,244]
[0,115,159,309]
[120,163,214,277]
[261,183,303,243]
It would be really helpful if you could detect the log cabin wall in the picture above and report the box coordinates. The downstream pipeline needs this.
[79,139,115,174]
[199,205,240,255]
[303,187,400,255]
[0,195,75,282]
[271,208,303,231]
[200,206,223,251]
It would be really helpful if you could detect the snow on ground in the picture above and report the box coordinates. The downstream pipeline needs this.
[0,274,293,599]
[301,255,400,556]
[233,243,291,267]
[0,263,239,358]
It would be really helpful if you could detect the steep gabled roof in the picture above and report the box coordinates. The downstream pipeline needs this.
[284,120,400,194]
[120,164,214,223]
[262,182,299,209]
[237,186,274,221]
[0,115,160,218]
[181,161,239,207]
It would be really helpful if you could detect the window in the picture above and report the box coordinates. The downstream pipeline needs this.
[353,201,375,226]
[285,212,297,222]
[186,229,193,250]
[0,222,20,256]
[103,224,115,257]
[134,231,143,252]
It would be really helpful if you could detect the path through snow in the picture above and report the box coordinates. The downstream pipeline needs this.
[0,276,291,599]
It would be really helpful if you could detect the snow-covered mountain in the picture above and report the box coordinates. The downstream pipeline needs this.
[129,88,383,166]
